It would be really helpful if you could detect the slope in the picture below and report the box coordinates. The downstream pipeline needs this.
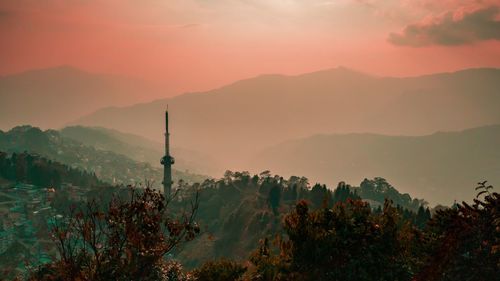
[60,126,220,175]
[0,66,164,130]
[0,126,206,186]
[72,67,500,171]
[251,125,500,205]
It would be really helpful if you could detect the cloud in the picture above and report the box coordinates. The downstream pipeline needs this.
[388,5,500,46]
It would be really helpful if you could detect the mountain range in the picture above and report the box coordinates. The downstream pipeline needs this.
[57,124,500,204]
[0,66,164,130]
[70,67,500,172]
[251,125,500,205]
[1,66,499,204]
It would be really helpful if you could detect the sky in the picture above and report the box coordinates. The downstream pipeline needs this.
[1,0,500,95]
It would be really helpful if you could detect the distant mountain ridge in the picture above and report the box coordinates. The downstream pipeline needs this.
[72,67,500,171]
[251,124,500,205]
[0,66,165,130]
[0,68,500,200]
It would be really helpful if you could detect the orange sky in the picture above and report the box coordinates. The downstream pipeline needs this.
[1,0,499,96]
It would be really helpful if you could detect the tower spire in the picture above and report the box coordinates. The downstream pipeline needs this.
[161,109,174,196]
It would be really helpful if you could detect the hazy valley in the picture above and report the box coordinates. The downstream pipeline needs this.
[252,125,500,205]
[70,67,500,172]
[2,66,499,204]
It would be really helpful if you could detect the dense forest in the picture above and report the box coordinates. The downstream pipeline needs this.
[0,151,102,188]
[172,171,431,269]
[2,152,497,280]
[19,178,500,281]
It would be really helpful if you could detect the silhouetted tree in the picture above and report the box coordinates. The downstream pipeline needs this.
[415,182,499,281]
[193,259,246,281]
[29,187,200,281]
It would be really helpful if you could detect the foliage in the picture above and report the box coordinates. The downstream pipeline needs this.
[358,177,427,211]
[248,238,281,281]
[248,183,499,281]
[0,151,101,188]
[415,181,500,281]
[28,187,200,281]
[192,259,246,281]
[154,170,427,269]
[0,126,206,186]
[248,199,416,281]
[7,161,496,281]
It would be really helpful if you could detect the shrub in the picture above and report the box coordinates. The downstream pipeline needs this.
[192,259,246,281]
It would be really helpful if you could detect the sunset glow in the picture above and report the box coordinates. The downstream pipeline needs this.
[1,0,499,96]
[1,1,500,278]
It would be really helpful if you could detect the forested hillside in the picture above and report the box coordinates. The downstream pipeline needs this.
[60,126,219,175]
[0,153,500,281]
[1,152,434,279]
[3,158,494,281]
[172,171,430,269]
[0,152,115,278]
[252,125,500,204]
[0,151,102,188]
[0,126,206,186]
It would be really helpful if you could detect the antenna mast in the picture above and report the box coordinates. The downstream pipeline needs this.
[161,109,174,196]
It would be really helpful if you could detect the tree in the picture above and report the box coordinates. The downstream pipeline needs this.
[268,183,281,215]
[415,183,499,281]
[249,238,281,281]
[193,259,246,281]
[249,198,418,281]
[416,205,431,229]
[309,184,327,208]
[30,187,200,281]
[332,182,360,204]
